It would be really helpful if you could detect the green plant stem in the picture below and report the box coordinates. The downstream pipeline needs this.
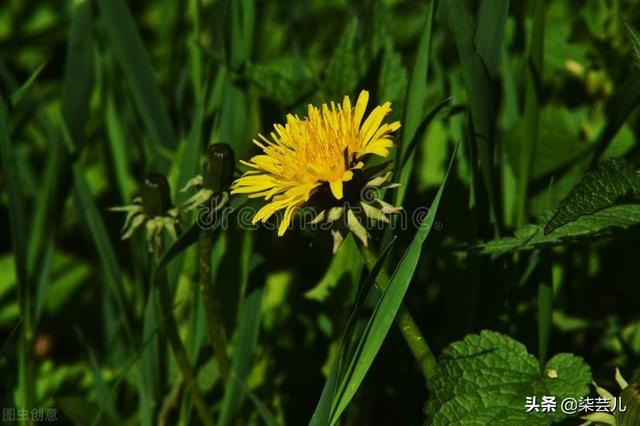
[199,235,231,382]
[358,243,438,382]
[155,250,215,426]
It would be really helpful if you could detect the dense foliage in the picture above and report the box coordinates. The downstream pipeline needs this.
[1,0,640,425]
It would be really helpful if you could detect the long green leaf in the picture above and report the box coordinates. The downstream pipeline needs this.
[446,0,500,233]
[474,0,510,75]
[61,0,93,146]
[394,0,437,205]
[329,151,454,424]
[105,91,135,202]
[0,101,28,326]
[515,0,544,227]
[71,159,134,343]
[309,237,395,426]
[0,100,33,411]
[96,0,175,170]
[218,259,265,426]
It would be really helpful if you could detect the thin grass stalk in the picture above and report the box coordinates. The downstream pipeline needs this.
[154,244,215,426]
[199,235,231,382]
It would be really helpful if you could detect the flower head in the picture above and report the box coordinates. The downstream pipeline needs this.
[231,90,401,236]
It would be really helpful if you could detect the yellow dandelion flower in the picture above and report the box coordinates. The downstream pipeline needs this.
[231,90,401,236]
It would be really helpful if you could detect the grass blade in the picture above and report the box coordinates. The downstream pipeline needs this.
[328,149,455,425]
[394,0,437,205]
[218,259,265,426]
[515,0,544,227]
[61,0,93,146]
[0,100,33,412]
[10,63,46,107]
[70,155,134,344]
[105,92,135,202]
[96,0,176,170]
[474,0,510,76]
[446,0,501,234]
[309,237,395,426]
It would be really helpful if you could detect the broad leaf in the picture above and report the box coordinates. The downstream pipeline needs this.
[480,205,640,255]
[544,159,640,234]
[425,331,591,425]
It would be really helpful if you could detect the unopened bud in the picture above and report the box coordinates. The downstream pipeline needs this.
[205,143,235,193]
[142,173,172,217]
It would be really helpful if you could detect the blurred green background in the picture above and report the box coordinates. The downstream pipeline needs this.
[1,0,640,424]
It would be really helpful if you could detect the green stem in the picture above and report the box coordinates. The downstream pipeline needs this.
[359,243,438,382]
[199,236,231,382]
[154,250,215,426]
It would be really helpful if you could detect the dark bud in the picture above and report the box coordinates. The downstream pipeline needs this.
[142,173,173,217]
[205,143,235,193]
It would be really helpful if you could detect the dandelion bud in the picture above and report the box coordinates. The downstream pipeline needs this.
[143,173,173,217]
[205,143,235,193]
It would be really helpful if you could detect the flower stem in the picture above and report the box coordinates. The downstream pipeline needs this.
[358,242,438,382]
[199,235,230,382]
[154,250,215,426]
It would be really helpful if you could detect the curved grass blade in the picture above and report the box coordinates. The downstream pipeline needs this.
[309,236,396,426]
[328,148,456,425]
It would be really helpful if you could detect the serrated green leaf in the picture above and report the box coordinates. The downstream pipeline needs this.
[425,330,591,425]
[479,204,640,255]
[544,159,640,234]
